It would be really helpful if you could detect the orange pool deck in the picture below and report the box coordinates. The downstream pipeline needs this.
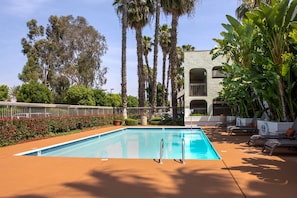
[1,126,297,198]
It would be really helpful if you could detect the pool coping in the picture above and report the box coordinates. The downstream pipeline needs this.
[1,125,297,197]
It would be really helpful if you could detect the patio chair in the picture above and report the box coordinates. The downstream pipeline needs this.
[227,117,258,136]
[248,118,297,146]
[262,138,297,156]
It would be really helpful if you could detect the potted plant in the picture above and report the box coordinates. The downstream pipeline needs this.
[113,119,122,126]
[113,114,123,126]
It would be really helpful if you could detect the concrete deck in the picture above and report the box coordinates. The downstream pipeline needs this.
[0,126,297,198]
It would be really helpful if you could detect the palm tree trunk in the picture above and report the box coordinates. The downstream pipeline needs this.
[144,56,152,84]
[121,0,128,119]
[161,51,167,107]
[151,0,160,116]
[136,27,145,109]
[165,62,171,107]
[170,13,178,120]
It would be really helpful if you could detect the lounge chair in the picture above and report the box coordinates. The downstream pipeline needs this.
[227,126,258,135]
[262,138,297,156]
[248,118,297,146]
[227,117,258,136]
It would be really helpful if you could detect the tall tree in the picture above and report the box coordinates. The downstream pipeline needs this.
[113,0,154,110]
[176,45,195,91]
[236,0,274,20]
[20,16,108,99]
[142,35,153,84]
[151,0,161,116]
[161,0,199,120]
[159,24,171,107]
[113,0,128,118]
[122,0,128,119]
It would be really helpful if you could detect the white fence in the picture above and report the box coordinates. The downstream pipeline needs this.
[0,102,114,119]
[0,102,176,119]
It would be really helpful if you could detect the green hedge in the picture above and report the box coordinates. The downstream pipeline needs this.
[149,117,162,125]
[124,118,138,126]
[0,114,118,147]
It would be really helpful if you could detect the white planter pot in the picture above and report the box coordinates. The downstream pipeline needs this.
[257,120,293,135]
[236,117,254,126]
[184,116,223,126]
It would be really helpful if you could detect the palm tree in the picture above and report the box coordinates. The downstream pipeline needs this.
[161,0,199,120]
[151,0,161,116]
[236,0,273,20]
[176,45,195,91]
[159,24,171,107]
[142,35,153,84]
[113,0,128,119]
[113,0,154,109]
[122,0,128,119]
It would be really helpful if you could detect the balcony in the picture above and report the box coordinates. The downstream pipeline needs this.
[189,83,207,96]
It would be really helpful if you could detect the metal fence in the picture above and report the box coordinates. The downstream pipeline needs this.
[0,102,114,119]
[0,101,179,119]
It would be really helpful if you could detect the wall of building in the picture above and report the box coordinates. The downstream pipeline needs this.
[183,50,226,116]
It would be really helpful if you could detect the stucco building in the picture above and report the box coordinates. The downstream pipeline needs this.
[179,50,230,119]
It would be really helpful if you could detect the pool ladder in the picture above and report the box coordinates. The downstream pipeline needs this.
[181,138,185,164]
[159,138,164,164]
[159,138,185,164]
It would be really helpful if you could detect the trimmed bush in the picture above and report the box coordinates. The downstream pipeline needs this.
[124,118,138,126]
[0,114,117,147]
[149,117,162,125]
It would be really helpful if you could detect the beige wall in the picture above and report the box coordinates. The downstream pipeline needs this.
[183,50,226,116]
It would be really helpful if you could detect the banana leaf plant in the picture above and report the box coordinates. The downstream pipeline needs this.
[212,0,297,121]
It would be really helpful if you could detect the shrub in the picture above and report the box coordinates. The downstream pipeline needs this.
[190,113,207,116]
[0,114,115,147]
[124,118,138,126]
[17,81,53,103]
[149,117,162,125]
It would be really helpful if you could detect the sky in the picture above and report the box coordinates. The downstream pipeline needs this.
[0,0,239,97]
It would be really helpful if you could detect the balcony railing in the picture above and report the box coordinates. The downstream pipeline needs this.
[189,83,207,96]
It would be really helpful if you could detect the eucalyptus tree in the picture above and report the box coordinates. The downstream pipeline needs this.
[113,0,154,109]
[20,16,108,101]
[46,15,108,88]
[159,24,171,107]
[161,0,199,120]
[19,19,44,83]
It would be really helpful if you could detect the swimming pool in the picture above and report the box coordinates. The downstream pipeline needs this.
[16,127,220,160]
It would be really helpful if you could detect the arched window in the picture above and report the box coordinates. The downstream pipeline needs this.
[212,66,225,78]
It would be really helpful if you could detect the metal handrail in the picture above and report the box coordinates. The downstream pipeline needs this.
[181,138,185,164]
[159,138,164,164]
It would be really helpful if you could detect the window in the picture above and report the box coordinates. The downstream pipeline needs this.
[212,66,225,78]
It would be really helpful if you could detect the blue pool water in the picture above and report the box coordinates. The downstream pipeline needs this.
[16,128,220,160]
